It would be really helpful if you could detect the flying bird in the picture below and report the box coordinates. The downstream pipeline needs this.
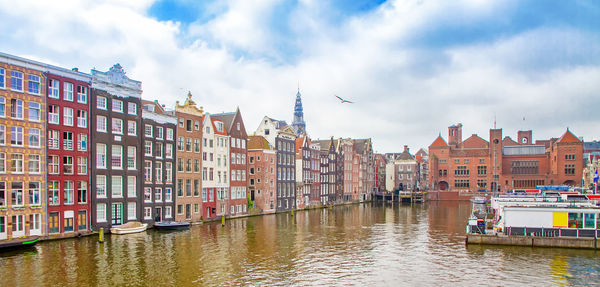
[335,95,354,104]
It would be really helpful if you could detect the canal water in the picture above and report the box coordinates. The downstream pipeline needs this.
[1,202,599,286]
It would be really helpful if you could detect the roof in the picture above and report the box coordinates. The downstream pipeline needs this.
[141,99,165,114]
[556,129,581,144]
[584,141,600,151]
[430,135,448,147]
[460,134,488,149]
[211,111,236,133]
[502,136,518,146]
[296,137,305,153]
[267,117,288,129]
[397,150,414,161]
[315,139,333,152]
[353,139,370,154]
[248,135,273,150]
[211,118,228,136]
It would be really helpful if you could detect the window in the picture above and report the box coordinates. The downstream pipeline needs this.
[156,142,163,158]
[145,141,152,156]
[144,207,152,219]
[64,82,74,101]
[97,143,106,168]
[186,138,192,152]
[28,182,40,205]
[78,133,87,151]
[178,137,184,151]
[10,126,23,146]
[77,85,87,103]
[0,153,5,173]
[0,125,4,145]
[165,144,173,158]
[454,179,470,188]
[97,96,107,109]
[177,158,183,172]
[0,182,4,207]
[64,181,75,204]
[145,125,153,137]
[112,118,123,134]
[128,202,137,220]
[155,162,163,182]
[0,97,4,117]
[565,154,576,161]
[48,181,60,205]
[565,164,576,175]
[144,187,152,202]
[186,120,192,132]
[11,154,24,173]
[194,121,200,130]
[128,120,136,135]
[10,99,23,119]
[11,182,24,206]
[194,159,200,173]
[155,188,162,202]
[127,146,136,170]
[0,68,5,89]
[165,187,172,202]
[78,156,87,175]
[128,102,137,115]
[454,166,469,176]
[97,116,107,132]
[63,107,74,126]
[28,154,40,173]
[165,206,172,218]
[194,139,200,152]
[127,176,136,197]
[112,145,122,169]
[48,79,60,98]
[144,161,152,182]
[63,131,74,150]
[10,71,23,91]
[48,155,59,174]
[97,204,106,222]
[28,128,40,148]
[77,110,87,128]
[63,156,74,174]
[165,162,172,182]
[112,176,123,197]
[28,102,41,122]
[48,105,59,124]
[511,161,539,175]
[96,175,106,198]
[477,166,487,176]
[166,128,173,140]
[157,127,163,139]
[112,99,123,112]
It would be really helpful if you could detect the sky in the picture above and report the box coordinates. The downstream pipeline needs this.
[1,0,599,153]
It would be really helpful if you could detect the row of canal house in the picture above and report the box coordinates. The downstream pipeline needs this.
[0,51,377,241]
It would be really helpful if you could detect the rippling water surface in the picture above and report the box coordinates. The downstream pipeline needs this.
[1,201,599,286]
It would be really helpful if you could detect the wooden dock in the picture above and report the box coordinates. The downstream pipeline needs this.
[373,191,427,203]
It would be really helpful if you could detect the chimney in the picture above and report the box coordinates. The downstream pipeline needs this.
[404,145,409,153]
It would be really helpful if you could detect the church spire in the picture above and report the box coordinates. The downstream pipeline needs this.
[292,88,306,135]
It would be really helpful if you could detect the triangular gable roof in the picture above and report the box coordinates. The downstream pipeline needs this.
[502,136,518,146]
[397,150,414,161]
[211,112,236,133]
[295,137,305,153]
[248,135,272,150]
[557,129,581,143]
[460,134,489,149]
[430,135,448,147]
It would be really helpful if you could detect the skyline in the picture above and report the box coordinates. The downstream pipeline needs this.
[1,0,599,153]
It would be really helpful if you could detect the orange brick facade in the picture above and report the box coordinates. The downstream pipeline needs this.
[429,124,583,192]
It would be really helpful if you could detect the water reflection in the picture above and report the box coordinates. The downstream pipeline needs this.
[1,202,599,286]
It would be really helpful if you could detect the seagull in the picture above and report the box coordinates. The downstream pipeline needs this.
[335,95,354,104]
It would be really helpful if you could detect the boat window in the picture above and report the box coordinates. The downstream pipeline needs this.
[584,213,596,229]
[568,213,583,228]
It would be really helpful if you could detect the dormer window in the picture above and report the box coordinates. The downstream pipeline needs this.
[144,104,154,112]
[216,122,224,132]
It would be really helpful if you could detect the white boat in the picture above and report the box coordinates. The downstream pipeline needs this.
[110,222,148,235]
[470,196,487,204]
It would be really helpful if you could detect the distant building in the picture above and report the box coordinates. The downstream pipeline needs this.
[385,146,417,192]
[374,154,386,192]
[429,123,584,192]
[291,89,306,136]
[415,148,429,191]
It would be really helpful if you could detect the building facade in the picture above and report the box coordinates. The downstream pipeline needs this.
[429,124,584,192]
[317,138,337,204]
[385,146,417,192]
[141,100,177,225]
[90,64,143,230]
[248,135,276,214]
[46,67,92,236]
[172,93,203,222]
[295,136,311,209]
[0,53,46,240]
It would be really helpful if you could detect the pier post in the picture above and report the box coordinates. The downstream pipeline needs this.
[221,216,225,226]
[99,228,104,243]
[291,209,294,216]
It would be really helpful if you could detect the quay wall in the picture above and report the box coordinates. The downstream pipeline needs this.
[466,234,599,249]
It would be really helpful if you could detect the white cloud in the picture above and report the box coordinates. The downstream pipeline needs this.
[0,0,598,153]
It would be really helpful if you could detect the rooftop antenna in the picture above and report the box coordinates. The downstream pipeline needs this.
[494,112,496,129]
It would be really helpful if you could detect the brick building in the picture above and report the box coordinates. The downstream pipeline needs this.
[248,135,276,214]
[374,153,386,193]
[141,100,177,225]
[0,53,47,240]
[295,136,311,209]
[172,93,203,222]
[309,141,321,206]
[316,138,337,204]
[46,66,92,236]
[429,123,584,192]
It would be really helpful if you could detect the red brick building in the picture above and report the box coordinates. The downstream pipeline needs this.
[429,123,584,192]
[248,135,276,214]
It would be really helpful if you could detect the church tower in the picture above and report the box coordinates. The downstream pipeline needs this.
[292,88,306,135]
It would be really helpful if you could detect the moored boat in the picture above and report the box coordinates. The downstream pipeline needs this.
[0,236,40,251]
[153,221,190,231]
[470,196,487,204]
[110,222,148,235]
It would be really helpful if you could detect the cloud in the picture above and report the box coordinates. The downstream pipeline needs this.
[0,0,599,153]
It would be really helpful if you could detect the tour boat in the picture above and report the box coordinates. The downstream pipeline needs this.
[470,196,487,204]
[110,222,148,235]
[0,236,40,251]
[153,221,190,231]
